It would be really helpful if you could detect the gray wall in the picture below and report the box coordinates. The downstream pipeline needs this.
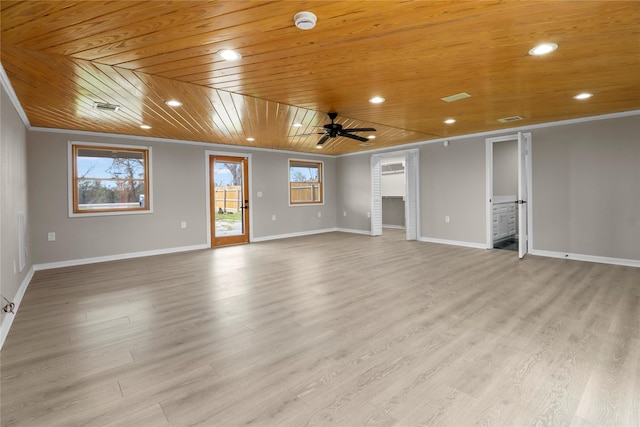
[335,114,640,261]
[27,131,336,264]
[1,84,31,323]
[420,138,487,243]
[532,115,640,259]
[336,154,371,232]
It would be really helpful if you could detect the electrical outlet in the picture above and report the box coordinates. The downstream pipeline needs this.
[343,211,347,217]
[257,191,263,197]
[47,232,56,241]
[367,212,371,218]
[13,261,17,274]
[180,221,187,229]
[272,214,276,221]
[317,212,322,218]
[445,216,450,223]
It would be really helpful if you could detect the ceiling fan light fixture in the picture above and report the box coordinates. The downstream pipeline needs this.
[294,11,317,30]
[573,92,593,100]
[529,43,558,56]
[218,49,242,61]
[369,96,385,104]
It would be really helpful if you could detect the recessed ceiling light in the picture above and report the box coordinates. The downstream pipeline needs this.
[369,96,385,104]
[246,137,255,142]
[573,92,593,100]
[292,123,303,127]
[165,100,182,107]
[529,43,558,56]
[139,125,151,129]
[444,118,456,124]
[315,144,323,149]
[218,49,242,61]
[367,135,376,139]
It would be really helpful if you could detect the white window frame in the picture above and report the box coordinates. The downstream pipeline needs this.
[68,141,153,217]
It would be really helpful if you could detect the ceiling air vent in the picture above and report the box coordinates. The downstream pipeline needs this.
[497,115,524,123]
[93,102,120,112]
[441,92,471,102]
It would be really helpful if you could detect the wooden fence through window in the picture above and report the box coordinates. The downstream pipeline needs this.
[214,186,242,212]
[290,182,321,203]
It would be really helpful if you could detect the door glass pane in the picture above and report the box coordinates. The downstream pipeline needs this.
[214,160,244,237]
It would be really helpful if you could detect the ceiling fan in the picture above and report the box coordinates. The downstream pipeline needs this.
[296,112,376,146]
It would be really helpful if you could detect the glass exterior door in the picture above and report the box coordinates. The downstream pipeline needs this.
[210,155,249,247]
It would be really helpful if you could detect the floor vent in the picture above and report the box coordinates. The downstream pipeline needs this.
[497,115,523,123]
[93,102,120,112]
[441,92,471,102]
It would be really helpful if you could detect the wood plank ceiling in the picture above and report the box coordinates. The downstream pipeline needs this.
[1,1,639,155]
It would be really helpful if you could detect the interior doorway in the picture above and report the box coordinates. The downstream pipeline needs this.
[208,154,250,247]
[485,132,531,258]
[371,149,419,240]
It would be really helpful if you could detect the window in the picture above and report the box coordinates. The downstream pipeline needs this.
[70,142,151,215]
[289,159,323,205]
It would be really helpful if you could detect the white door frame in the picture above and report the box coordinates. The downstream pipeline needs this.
[371,148,420,240]
[485,133,532,255]
[205,150,253,248]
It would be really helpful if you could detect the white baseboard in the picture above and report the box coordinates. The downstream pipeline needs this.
[336,227,371,235]
[33,244,208,271]
[1,265,34,350]
[530,249,640,268]
[383,225,405,229]
[418,236,489,250]
[251,228,339,242]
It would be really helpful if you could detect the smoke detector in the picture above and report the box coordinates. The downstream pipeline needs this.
[294,11,317,30]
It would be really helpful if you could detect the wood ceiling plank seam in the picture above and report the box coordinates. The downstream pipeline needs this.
[102,1,348,68]
[172,81,223,139]
[66,60,154,129]
[204,96,236,145]
[22,2,181,53]
[117,2,349,73]
[75,61,161,125]
[0,1,80,35]
[125,70,206,136]
[208,89,246,145]
[66,1,298,63]
[1,1,136,45]
[105,66,200,137]
[269,103,294,151]
[229,92,259,148]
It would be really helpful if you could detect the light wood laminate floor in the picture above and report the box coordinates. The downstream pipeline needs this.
[1,230,639,426]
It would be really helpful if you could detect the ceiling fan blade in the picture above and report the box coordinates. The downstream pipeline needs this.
[342,128,377,132]
[340,132,369,142]
[317,134,330,145]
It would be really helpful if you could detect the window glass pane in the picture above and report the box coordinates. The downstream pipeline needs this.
[289,160,322,204]
[73,145,149,213]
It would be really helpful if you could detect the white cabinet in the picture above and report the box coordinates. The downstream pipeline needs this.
[492,201,517,242]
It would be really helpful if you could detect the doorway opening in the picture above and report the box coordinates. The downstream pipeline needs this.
[485,133,532,258]
[371,149,419,240]
[207,153,251,247]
